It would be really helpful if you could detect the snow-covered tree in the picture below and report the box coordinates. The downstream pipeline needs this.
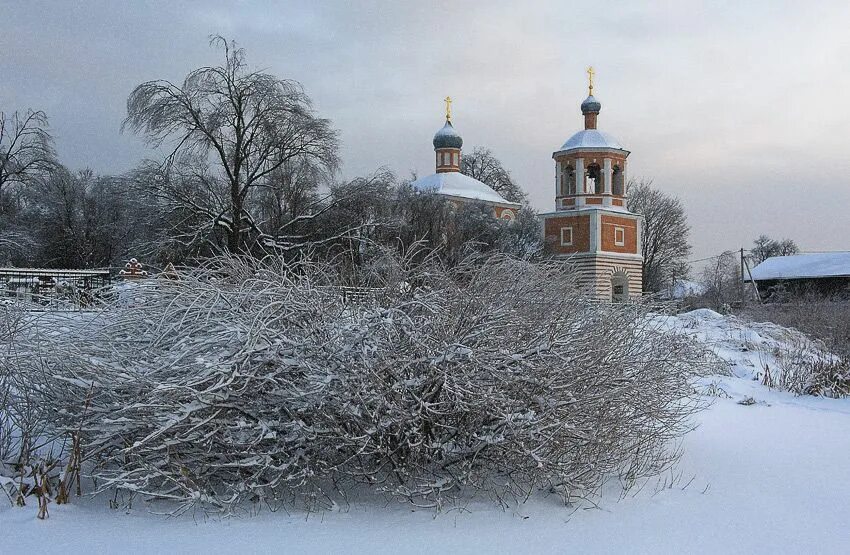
[0,109,55,204]
[123,36,339,253]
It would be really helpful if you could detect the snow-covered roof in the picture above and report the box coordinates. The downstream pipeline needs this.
[556,129,627,153]
[539,204,635,216]
[749,252,850,281]
[410,172,520,207]
[0,268,110,277]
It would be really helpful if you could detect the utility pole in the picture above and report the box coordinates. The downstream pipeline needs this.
[740,247,745,305]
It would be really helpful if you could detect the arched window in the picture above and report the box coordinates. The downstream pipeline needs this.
[564,164,575,195]
[611,270,629,302]
[587,163,602,194]
[612,165,625,196]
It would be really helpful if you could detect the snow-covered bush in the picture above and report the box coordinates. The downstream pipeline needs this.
[802,359,850,398]
[767,343,849,398]
[0,306,68,512]
[3,251,709,513]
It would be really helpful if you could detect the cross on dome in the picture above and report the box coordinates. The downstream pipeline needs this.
[444,96,453,123]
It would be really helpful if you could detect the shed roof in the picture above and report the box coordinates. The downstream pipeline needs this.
[0,268,111,277]
[749,252,850,281]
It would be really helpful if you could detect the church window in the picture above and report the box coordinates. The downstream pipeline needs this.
[614,226,625,246]
[612,165,625,196]
[452,152,458,166]
[560,227,573,246]
[587,163,602,194]
[565,164,575,195]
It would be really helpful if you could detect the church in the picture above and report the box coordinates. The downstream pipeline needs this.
[541,69,643,301]
[411,70,643,301]
[410,98,522,219]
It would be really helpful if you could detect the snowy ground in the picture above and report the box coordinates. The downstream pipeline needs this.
[3,310,849,554]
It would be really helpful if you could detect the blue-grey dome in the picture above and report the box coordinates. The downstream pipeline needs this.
[580,95,601,113]
[433,121,463,149]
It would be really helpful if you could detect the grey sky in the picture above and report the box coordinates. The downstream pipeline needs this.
[2,0,849,260]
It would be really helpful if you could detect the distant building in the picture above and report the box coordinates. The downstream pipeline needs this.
[410,97,521,219]
[749,252,850,298]
[540,68,643,301]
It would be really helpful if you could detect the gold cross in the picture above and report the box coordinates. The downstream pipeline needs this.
[587,66,595,95]
[444,96,452,122]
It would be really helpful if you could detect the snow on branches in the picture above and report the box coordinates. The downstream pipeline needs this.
[2,250,709,513]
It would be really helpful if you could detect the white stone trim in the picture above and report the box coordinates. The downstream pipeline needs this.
[614,226,625,246]
[555,161,562,201]
[560,226,573,246]
[575,157,585,194]
[589,211,599,252]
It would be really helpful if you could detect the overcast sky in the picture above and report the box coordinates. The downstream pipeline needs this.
[2,0,849,260]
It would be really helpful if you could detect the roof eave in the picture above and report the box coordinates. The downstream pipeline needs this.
[552,147,631,159]
[440,192,522,209]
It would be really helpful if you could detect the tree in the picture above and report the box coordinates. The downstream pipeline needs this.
[0,110,55,205]
[627,180,692,293]
[700,250,740,311]
[253,158,325,233]
[460,147,527,203]
[123,36,339,253]
[392,184,541,266]
[750,234,799,265]
[27,167,135,268]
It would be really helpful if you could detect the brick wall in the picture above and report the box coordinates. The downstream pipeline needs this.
[544,214,590,254]
[600,214,638,254]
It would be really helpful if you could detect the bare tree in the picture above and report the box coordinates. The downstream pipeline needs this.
[700,251,739,310]
[20,166,137,268]
[123,36,339,253]
[460,147,527,203]
[750,235,799,265]
[0,110,55,204]
[0,229,37,264]
[628,180,692,293]
[253,158,325,232]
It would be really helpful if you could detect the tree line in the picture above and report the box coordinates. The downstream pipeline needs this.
[2,35,699,294]
[1,37,543,272]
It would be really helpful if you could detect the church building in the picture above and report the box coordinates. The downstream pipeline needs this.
[541,69,643,301]
[410,98,521,219]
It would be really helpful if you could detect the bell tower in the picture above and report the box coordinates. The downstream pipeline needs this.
[541,68,643,301]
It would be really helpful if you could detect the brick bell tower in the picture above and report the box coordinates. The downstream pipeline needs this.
[541,68,643,301]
